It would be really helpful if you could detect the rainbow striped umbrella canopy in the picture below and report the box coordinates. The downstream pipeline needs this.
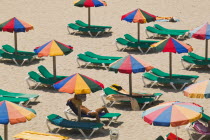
[0,17,33,33]
[74,0,107,27]
[142,101,203,127]
[189,22,210,60]
[34,40,73,57]
[121,9,156,42]
[0,17,33,53]
[53,73,104,94]
[74,0,107,7]
[183,80,210,99]
[151,37,193,78]
[34,40,73,79]
[0,101,36,140]
[109,55,153,96]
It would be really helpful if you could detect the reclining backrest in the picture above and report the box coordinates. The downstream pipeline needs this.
[66,100,86,116]
[75,20,88,27]
[28,71,41,82]
[2,44,15,53]
[38,65,53,78]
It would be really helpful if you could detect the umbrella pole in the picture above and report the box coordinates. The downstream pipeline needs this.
[53,56,56,79]
[205,39,208,61]
[169,52,172,79]
[129,73,132,96]
[88,7,90,27]
[175,127,178,140]
[4,124,8,140]
[137,23,140,43]
[14,32,17,54]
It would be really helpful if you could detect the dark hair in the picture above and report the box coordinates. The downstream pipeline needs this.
[111,84,123,91]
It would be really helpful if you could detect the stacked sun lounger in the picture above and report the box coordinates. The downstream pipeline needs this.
[25,65,67,89]
[181,52,210,70]
[142,68,197,90]
[77,51,120,69]
[67,20,112,37]
[145,25,189,39]
[115,34,159,53]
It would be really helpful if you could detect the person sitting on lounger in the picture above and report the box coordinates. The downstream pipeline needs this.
[110,84,154,97]
[67,94,109,123]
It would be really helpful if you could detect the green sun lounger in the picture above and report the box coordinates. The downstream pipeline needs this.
[101,87,156,110]
[67,23,105,37]
[75,20,112,31]
[0,49,33,66]
[154,24,189,33]
[46,114,104,139]
[146,26,186,39]
[181,55,210,70]
[142,72,193,90]
[25,71,59,89]
[65,100,121,126]
[115,38,153,53]
[124,34,159,44]
[2,44,36,56]
[0,96,30,105]
[150,68,199,82]
[84,51,122,60]
[188,52,210,61]
[38,65,67,80]
[77,54,115,69]
[0,89,39,102]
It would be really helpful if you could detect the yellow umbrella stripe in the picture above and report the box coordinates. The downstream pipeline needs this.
[75,74,91,94]
[175,105,202,122]
[49,40,64,56]
[9,102,36,121]
[151,38,167,47]
[74,0,80,4]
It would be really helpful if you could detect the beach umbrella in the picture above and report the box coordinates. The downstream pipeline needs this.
[53,73,104,121]
[121,8,156,42]
[74,0,107,27]
[142,101,203,139]
[183,80,210,99]
[189,22,210,60]
[34,40,73,79]
[109,55,154,96]
[151,37,193,79]
[0,101,36,140]
[0,17,33,54]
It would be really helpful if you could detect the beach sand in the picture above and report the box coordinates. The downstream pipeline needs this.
[1,0,210,139]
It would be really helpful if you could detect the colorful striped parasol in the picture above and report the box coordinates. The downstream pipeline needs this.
[109,55,153,95]
[121,9,156,42]
[53,73,104,94]
[151,37,193,78]
[34,40,73,79]
[189,22,210,60]
[74,0,107,27]
[0,17,33,54]
[142,101,203,139]
[183,80,210,98]
[0,101,36,140]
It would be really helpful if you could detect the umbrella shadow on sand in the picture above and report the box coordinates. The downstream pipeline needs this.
[52,126,110,139]
[0,57,44,66]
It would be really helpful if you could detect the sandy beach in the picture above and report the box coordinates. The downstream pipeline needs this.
[1,0,210,139]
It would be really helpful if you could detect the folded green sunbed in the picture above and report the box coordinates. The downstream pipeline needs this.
[2,44,36,56]
[67,23,105,37]
[188,52,210,61]
[75,20,112,31]
[0,96,29,105]
[84,51,122,60]
[77,54,115,69]
[142,72,193,90]
[150,68,199,81]
[154,24,189,33]
[38,65,67,80]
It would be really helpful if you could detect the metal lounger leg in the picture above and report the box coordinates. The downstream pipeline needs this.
[142,76,148,87]
[170,82,177,90]
[100,93,107,107]
[20,59,28,66]
[95,31,102,37]
[137,47,144,53]
[102,63,108,70]
[12,58,20,66]
[76,58,81,67]
[88,128,98,138]
[34,82,41,89]
[145,47,152,54]
[150,81,158,88]
[180,83,188,90]
[84,62,91,68]
[67,26,71,34]
[140,102,149,110]
[188,64,195,71]
[46,120,52,132]
[88,31,93,37]
[78,129,88,139]
[115,41,120,51]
